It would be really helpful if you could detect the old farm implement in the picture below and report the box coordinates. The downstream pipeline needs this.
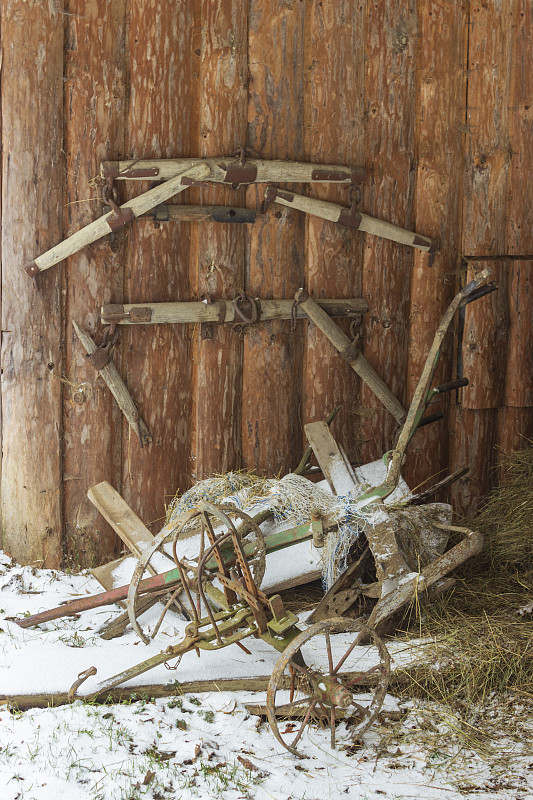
[15,269,492,754]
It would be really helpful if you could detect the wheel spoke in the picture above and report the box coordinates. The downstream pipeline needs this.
[291,699,317,748]
[345,663,381,686]
[333,638,363,675]
[289,659,313,680]
[276,695,314,712]
[325,631,334,675]
[330,706,336,749]
[289,665,296,703]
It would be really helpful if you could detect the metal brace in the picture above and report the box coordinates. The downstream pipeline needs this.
[103,177,135,231]
[87,324,119,370]
[200,295,227,340]
[232,291,261,329]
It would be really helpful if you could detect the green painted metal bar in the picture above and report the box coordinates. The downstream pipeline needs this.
[15,519,323,629]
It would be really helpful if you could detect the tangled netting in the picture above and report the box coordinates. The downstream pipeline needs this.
[167,472,377,591]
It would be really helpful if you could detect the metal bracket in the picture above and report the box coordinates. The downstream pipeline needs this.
[101,304,152,324]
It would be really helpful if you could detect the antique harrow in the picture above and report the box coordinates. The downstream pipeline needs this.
[81,501,391,756]
[16,267,494,753]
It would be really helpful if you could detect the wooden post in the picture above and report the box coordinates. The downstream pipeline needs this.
[360,1,418,464]
[242,0,307,475]
[503,1,533,415]
[405,3,468,492]
[302,1,366,464]
[448,2,514,512]
[191,0,249,480]
[1,2,64,566]
[297,292,405,423]
[120,2,199,530]
[62,1,128,567]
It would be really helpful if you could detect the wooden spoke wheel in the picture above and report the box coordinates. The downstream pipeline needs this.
[266,617,390,756]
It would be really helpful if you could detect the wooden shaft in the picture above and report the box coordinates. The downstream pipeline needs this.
[73,322,152,446]
[24,163,210,276]
[297,293,405,422]
[101,297,368,326]
[131,205,256,223]
[367,525,484,633]
[101,157,366,184]
[268,188,439,254]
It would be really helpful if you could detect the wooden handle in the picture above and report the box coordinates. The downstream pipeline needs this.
[25,163,210,276]
[297,292,405,422]
[73,321,152,446]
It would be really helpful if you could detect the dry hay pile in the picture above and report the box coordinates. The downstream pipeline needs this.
[476,444,533,569]
[397,444,533,711]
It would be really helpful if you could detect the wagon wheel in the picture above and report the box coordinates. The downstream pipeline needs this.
[266,618,390,756]
[171,503,267,623]
[126,509,199,644]
[126,504,267,644]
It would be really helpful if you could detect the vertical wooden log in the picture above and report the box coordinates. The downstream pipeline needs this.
[360,1,418,464]
[504,0,533,409]
[448,3,513,514]
[121,3,197,528]
[191,0,248,480]
[62,0,127,566]
[0,2,64,566]
[405,2,468,491]
[449,408,498,515]
[460,3,512,410]
[242,0,306,475]
[302,1,365,466]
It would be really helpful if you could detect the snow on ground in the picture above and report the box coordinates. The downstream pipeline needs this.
[0,553,532,800]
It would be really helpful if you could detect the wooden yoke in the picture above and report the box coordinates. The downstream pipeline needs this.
[100,297,368,326]
[264,186,439,258]
[295,290,405,423]
[23,163,211,277]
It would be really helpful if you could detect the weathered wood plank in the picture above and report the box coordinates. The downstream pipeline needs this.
[121,2,198,529]
[87,482,169,565]
[72,322,151,447]
[102,157,364,183]
[461,262,509,408]
[190,0,248,480]
[25,164,209,276]
[460,2,513,409]
[297,292,405,422]
[62,1,127,567]
[405,2,468,491]
[360,0,418,464]
[102,298,368,326]
[449,407,498,515]
[504,1,533,409]
[302,0,365,461]
[242,0,307,474]
[504,261,533,407]
[304,421,356,495]
[0,1,64,566]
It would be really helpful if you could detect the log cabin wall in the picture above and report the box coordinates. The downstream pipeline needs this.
[1,0,532,568]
